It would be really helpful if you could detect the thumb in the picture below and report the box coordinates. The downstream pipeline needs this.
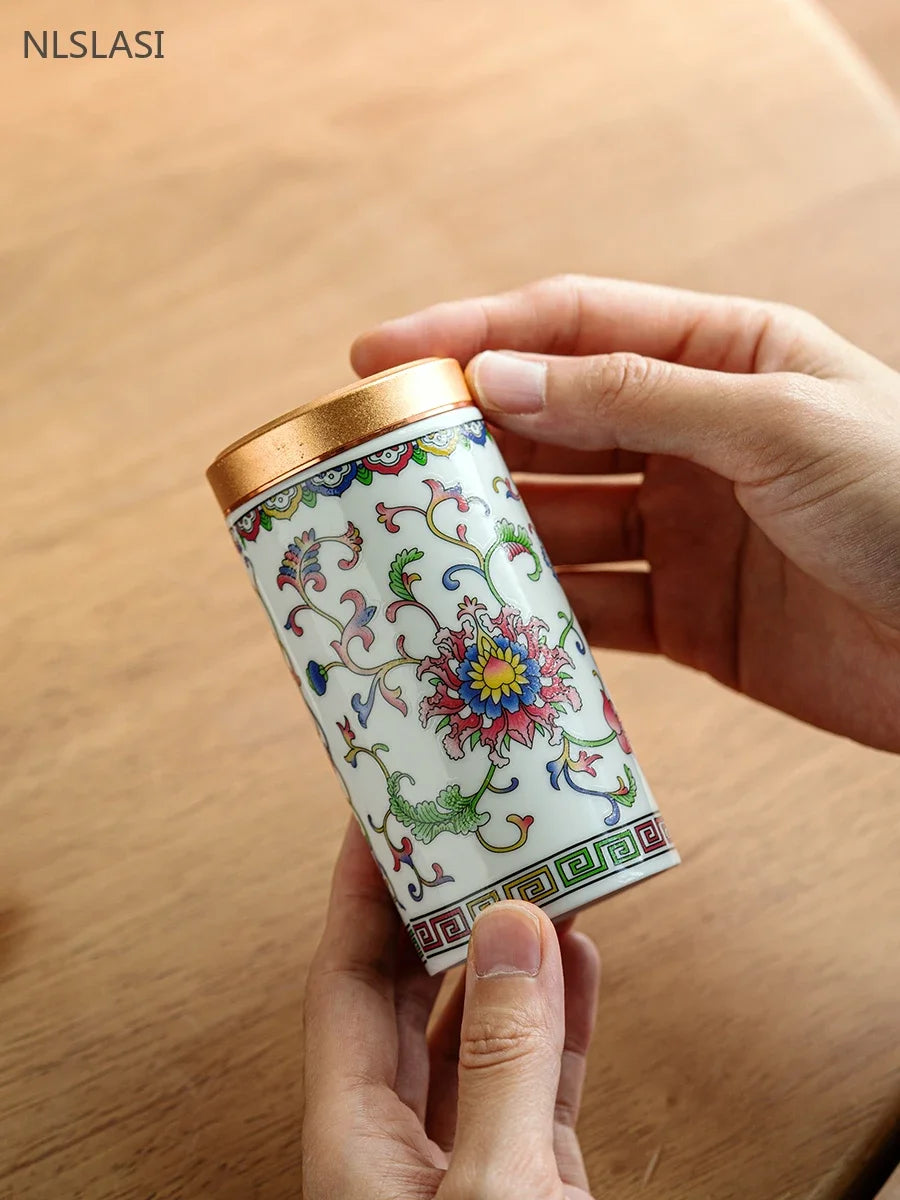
[467,348,833,486]
[444,902,564,1197]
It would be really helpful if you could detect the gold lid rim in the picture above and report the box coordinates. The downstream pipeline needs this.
[223,398,475,518]
[206,357,474,516]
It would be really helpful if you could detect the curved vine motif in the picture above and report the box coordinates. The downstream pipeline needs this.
[276,523,416,723]
[271,473,638,892]
[557,608,587,656]
[547,734,637,827]
[545,675,638,826]
[339,717,534,897]
[377,478,542,608]
[277,479,552,729]
[492,474,521,501]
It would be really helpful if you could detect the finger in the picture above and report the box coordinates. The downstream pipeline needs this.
[424,926,581,1152]
[554,930,601,1192]
[446,902,565,1190]
[393,933,443,1122]
[492,423,645,476]
[424,967,467,1152]
[517,477,644,565]
[467,349,834,488]
[423,923,584,1156]
[350,275,844,378]
[304,820,399,1106]
[553,916,577,940]
[557,567,657,653]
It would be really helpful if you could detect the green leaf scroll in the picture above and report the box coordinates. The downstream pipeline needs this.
[617,763,638,808]
[387,775,489,844]
[495,519,542,582]
[388,547,424,602]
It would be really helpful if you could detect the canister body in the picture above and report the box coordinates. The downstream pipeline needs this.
[225,403,678,973]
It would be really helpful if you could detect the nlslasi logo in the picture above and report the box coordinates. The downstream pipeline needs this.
[24,30,165,59]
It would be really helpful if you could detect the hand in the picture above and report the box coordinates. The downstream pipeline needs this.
[303,821,601,1200]
[352,276,900,752]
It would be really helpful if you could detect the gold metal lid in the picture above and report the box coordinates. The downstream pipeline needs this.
[206,357,474,515]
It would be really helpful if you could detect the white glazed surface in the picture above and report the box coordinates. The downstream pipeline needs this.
[229,406,678,973]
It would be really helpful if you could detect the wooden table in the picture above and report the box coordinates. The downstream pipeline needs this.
[2,1,899,1196]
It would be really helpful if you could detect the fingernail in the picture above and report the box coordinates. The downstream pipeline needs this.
[468,351,546,414]
[472,903,542,978]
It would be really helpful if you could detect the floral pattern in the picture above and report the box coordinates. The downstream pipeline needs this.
[362,443,415,473]
[226,412,672,953]
[232,422,490,542]
[244,452,642,900]
[419,600,580,766]
[306,462,357,496]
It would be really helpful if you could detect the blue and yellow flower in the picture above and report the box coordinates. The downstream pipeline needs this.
[419,600,582,766]
[458,630,540,719]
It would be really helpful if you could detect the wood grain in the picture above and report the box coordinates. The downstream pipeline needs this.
[1,1,899,1197]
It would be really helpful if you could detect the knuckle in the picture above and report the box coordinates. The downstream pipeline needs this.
[554,1092,580,1129]
[777,370,829,408]
[304,948,347,1006]
[526,274,591,352]
[762,299,824,338]
[539,271,592,292]
[585,350,663,411]
[739,374,844,484]
[758,298,806,327]
[460,1008,549,1071]
[765,371,836,428]
[754,301,840,372]
[514,273,587,312]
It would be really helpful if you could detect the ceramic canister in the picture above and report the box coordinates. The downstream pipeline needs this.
[207,358,679,973]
